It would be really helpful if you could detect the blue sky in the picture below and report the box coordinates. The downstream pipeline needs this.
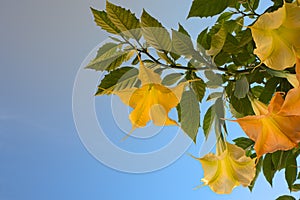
[0,0,299,199]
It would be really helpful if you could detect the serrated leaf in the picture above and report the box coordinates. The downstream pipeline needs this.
[178,23,190,37]
[90,8,120,34]
[272,150,290,171]
[96,67,138,95]
[179,91,200,143]
[203,105,215,139]
[172,30,201,60]
[86,43,134,71]
[285,153,297,191]
[161,73,183,86]
[259,77,280,104]
[206,25,227,56]
[141,10,171,51]
[234,76,249,99]
[156,51,174,64]
[233,137,254,150]
[197,28,210,50]
[188,0,229,18]
[205,70,223,87]
[276,195,296,200]
[185,72,206,102]
[106,1,141,40]
[230,95,254,117]
[263,153,276,186]
[206,92,223,101]
[192,79,206,102]
[215,97,224,121]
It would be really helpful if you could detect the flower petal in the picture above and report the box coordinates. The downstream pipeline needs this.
[138,61,161,85]
[198,143,256,194]
[251,5,285,30]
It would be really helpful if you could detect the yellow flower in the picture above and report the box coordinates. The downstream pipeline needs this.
[250,2,300,70]
[286,73,299,88]
[197,142,256,194]
[115,61,185,130]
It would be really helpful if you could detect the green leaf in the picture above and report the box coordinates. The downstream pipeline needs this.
[188,0,229,18]
[251,86,264,98]
[172,30,197,58]
[222,33,241,54]
[156,51,174,64]
[141,10,171,51]
[191,78,206,102]
[214,51,231,66]
[233,137,254,150]
[272,150,290,171]
[206,92,223,101]
[86,43,134,71]
[178,23,190,37]
[276,195,296,200]
[90,8,121,34]
[205,70,223,88]
[203,105,215,139]
[179,91,200,143]
[249,157,262,191]
[185,72,206,102]
[291,184,300,192]
[285,152,297,191]
[234,76,249,99]
[259,77,280,104]
[229,95,254,116]
[263,153,276,186]
[95,67,138,95]
[206,25,227,56]
[161,73,183,86]
[197,28,210,50]
[106,1,141,40]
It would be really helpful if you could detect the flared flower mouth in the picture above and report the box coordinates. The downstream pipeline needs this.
[198,142,256,194]
[250,2,300,70]
[114,60,186,131]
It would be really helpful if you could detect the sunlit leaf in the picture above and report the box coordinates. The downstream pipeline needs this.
[162,73,184,86]
[234,76,249,99]
[188,0,229,18]
[96,67,138,95]
[106,1,141,40]
[86,43,134,71]
[206,25,227,57]
[90,8,120,34]
[141,10,171,51]
[179,91,200,142]
[203,105,215,138]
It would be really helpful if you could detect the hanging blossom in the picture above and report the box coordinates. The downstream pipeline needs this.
[235,57,300,158]
[250,2,300,70]
[114,60,186,131]
[196,141,256,194]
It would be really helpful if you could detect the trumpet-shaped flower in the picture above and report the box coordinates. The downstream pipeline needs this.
[250,2,300,70]
[235,57,300,157]
[197,142,256,194]
[115,61,185,130]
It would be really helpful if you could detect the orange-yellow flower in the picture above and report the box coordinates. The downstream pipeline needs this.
[115,61,185,130]
[197,142,256,194]
[250,2,300,70]
[236,95,300,158]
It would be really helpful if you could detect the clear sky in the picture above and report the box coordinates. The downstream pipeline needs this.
[0,0,299,199]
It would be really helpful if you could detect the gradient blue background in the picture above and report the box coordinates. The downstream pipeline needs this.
[0,0,298,199]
